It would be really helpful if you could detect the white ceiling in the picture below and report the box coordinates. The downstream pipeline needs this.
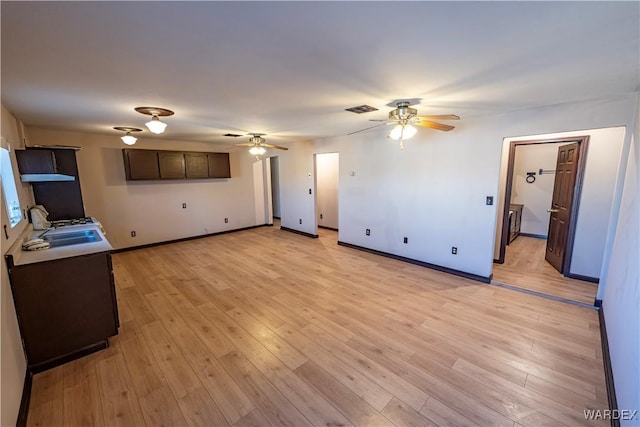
[2,1,638,146]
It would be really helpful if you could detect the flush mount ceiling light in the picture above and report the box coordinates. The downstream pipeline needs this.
[113,127,142,145]
[134,106,174,134]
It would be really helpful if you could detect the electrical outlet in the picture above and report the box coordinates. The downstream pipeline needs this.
[404,237,408,244]
[131,231,136,237]
[299,219,302,224]
[182,203,187,209]
[451,246,457,255]
[309,188,312,195]
[320,213,323,219]
[366,229,370,236]
[224,218,228,223]
[486,196,493,206]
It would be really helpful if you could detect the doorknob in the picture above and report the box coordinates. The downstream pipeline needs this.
[547,208,559,213]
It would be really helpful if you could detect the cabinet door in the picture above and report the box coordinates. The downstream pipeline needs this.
[208,153,231,178]
[123,149,160,180]
[51,149,80,176]
[159,152,186,179]
[9,252,119,367]
[185,153,209,178]
[15,150,57,174]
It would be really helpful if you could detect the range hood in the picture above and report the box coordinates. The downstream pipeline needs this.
[20,173,75,182]
[15,148,77,182]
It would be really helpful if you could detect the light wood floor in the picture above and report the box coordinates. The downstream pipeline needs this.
[27,226,608,426]
[492,236,599,305]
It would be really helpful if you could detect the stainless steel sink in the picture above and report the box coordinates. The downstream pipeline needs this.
[43,230,102,247]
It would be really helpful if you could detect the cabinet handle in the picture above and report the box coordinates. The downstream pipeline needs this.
[547,208,559,213]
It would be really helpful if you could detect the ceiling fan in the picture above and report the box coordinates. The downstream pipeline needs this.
[349,101,460,148]
[233,133,288,157]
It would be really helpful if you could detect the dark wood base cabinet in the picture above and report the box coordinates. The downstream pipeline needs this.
[508,203,524,244]
[8,252,119,372]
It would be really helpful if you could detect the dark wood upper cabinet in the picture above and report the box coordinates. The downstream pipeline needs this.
[15,148,76,177]
[185,153,209,178]
[123,149,160,180]
[16,148,85,220]
[208,153,231,178]
[123,149,230,181]
[158,152,186,179]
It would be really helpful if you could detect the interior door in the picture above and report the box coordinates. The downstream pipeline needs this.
[545,142,580,273]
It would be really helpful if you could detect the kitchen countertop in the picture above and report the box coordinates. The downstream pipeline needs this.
[5,223,113,267]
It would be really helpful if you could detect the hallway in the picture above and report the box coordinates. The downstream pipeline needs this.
[492,236,598,305]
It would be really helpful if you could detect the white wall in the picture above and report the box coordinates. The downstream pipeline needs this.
[297,94,638,280]
[511,143,564,236]
[497,127,626,279]
[26,128,260,249]
[316,152,339,229]
[277,140,317,235]
[601,99,639,424]
[0,105,30,427]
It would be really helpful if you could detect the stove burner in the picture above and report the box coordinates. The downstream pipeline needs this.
[51,217,94,228]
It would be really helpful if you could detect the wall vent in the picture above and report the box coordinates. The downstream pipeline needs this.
[345,105,378,114]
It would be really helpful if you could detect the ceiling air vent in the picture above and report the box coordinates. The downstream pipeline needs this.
[345,105,378,114]
[223,133,242,137]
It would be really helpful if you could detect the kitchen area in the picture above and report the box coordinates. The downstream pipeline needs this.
[4,146,119,376]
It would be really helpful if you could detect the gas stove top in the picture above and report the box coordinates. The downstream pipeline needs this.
[51,217,95,228]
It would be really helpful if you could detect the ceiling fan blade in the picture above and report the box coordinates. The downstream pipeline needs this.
[233,143,255,147]
[262,144,289,150]
[417,114,460,121]
[347,122,388,135]
[415,120,455,132]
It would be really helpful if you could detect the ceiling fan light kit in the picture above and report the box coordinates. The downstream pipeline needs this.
[348,100,460,149]
[249,145,267,156]
[389,123,417,141]
[234,133,289,158]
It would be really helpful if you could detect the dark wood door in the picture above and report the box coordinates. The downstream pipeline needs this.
[545,142,580,273]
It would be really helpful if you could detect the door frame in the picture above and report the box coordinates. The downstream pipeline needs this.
[497,136,590,276]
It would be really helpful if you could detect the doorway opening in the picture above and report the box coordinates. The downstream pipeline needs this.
[253,158,272,226]
[314,153,339,240]
[493,136,598,305]
[269,156,281,223]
